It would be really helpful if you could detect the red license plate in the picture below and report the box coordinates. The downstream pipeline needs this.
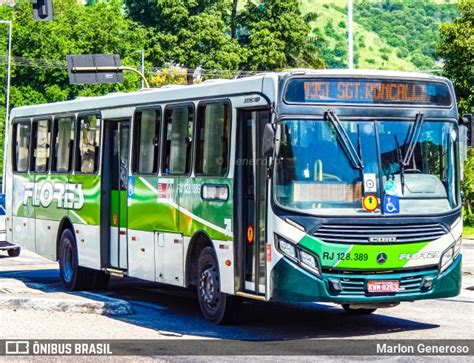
[367,280,399,293]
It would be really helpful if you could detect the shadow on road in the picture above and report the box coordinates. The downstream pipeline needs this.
[0,268,439,341]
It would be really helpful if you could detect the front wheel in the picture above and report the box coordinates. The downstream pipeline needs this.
[342,304,377,315]
[197,247,240,324]
[58,229,95,291]
[7,247,20,257]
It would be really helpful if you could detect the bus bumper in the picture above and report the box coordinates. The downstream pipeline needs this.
[270,254,462,303]
[0,241,20,251]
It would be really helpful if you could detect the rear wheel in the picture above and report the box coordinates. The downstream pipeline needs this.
[342,304,377,315]
[58,229,95,291]
[197,247,240,324]
[7,247,20,257]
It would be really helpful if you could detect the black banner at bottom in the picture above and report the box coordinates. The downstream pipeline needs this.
[0,339,472,356]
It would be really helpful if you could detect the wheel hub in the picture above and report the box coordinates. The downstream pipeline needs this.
[200,267,219,306]
[62,240,73,283]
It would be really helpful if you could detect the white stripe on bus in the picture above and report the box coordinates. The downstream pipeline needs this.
[70,210,87,225]
[138,177,232,238]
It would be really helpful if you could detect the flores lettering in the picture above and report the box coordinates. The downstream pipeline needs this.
[23,182,85,210]
[399,251,440,260]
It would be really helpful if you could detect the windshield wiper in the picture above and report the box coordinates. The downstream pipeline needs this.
[394,135,406,194]
[325,110,364,169]
[392,112,424,195]
[402,112,424,167]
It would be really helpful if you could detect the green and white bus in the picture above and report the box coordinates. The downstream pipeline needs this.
[4,70,467,323]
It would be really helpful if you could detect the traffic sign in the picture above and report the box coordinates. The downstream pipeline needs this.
[362,194,379,212]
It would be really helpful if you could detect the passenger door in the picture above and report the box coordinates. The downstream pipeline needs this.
[102,119,130,270]
[235,109,270,296]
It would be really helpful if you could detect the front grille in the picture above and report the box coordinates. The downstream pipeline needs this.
[314,223,447,244]
[336,274,427,297]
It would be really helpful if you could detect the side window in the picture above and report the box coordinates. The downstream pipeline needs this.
[33,119,51,173]
[195,102,231,176]
[162,105,194,175]
[52,117,74,172]
[13,122,31,173]
[76,114,100,173]
[132,109,161,174]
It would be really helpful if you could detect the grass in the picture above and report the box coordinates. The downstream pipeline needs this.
[238,0,456,71]
[300,0,417,70]
[463,225,474,238]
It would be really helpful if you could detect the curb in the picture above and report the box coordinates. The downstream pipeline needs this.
[0,293,133,316]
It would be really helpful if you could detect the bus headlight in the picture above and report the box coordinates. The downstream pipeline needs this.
[440,238,461,272]
[278,238,297,259]
[299,250,321,275]
[275,235,321,277]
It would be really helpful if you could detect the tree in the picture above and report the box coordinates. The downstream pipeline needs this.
[5,0,150,108]
[124,0,243,70]
[437,0,474,223]
[237,0,324,70]
[437,0,473,114]
[0,0,151,172]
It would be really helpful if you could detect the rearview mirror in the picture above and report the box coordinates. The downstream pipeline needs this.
[262,123,275,157]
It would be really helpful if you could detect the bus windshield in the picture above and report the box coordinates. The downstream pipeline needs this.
[274,119,458,216]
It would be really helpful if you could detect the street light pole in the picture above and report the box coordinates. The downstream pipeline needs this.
[348,0,354,69]
[1,20,12,194]
[137,49,144,89]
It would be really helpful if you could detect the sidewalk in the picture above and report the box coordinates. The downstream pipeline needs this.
[0,277,132,316]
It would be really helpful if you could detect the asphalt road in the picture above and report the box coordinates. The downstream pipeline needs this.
[0,242,473,342]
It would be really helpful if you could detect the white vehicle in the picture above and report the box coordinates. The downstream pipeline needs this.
[0,194,20,257]
[3,70,469,323]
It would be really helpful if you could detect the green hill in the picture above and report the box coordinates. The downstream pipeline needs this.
[300,0,458,70]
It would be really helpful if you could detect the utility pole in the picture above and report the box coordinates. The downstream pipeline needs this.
[138,49,145,89]
[1,20,12,193]
[348,0,354,69]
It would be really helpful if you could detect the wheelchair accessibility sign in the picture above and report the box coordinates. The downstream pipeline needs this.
[383,195,400,214]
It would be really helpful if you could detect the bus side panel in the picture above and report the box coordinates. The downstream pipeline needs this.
[127,175,179,282]
[11,174,36,253]
[68,174,101,270]
[127,229,155,281]
[177,176,234,294]
[34,174,69,260]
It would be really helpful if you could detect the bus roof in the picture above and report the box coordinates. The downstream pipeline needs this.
[10,69,452,121]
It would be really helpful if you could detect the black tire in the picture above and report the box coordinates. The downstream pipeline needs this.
[197,247,240,324]
[92,270,110,290]
[342,304,377,315]
[7,247,20,257]
[58,229,95,291]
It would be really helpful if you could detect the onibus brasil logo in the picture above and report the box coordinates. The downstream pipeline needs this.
[23,181,85,210]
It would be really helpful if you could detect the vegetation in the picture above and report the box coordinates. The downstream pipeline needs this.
[0,0,469,173]
[437,0,474,115]
[464,225,474,238]
[436,0,474,230]
[300,0,458,70]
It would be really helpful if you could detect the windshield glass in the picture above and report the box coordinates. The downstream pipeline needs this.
[274,119,458,216]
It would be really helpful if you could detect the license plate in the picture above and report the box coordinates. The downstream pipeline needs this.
[367,280,399,293]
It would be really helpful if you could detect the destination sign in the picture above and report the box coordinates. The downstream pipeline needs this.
[284,78,451,106]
